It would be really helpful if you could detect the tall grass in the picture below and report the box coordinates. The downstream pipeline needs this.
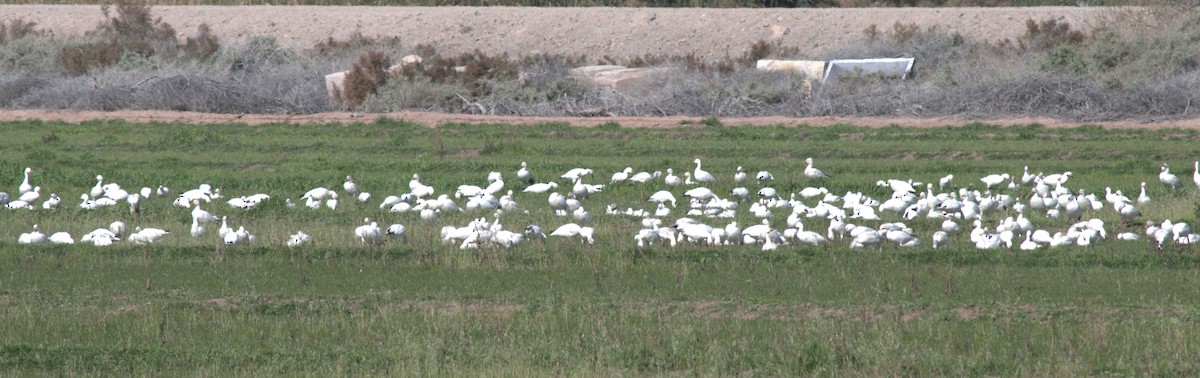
[2,119,1200,373]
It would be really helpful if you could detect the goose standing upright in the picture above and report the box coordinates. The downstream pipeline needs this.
[1137,182,1151,204]
[343,175,360,197]
[18,167,32,195]
[803,158,830,179]
[692,159,715,185]
[517,162,534,185]
[1194,161,1200,189]
[90,175,105,198]
[734,166,747,183]
[664,168,682,186]
[1160,163,1183,189]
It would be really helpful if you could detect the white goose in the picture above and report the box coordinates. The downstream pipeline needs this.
[287,231,312,248]
[523,182,558,193]
[90,175,105,198]
[17,186,40,204]
[354,218,384,246]
[129,227,169,245]
[386,224,408,243]
[1160,163,1183,189]
[17,224,48,245]
[734,166,747,183]
[49,232,74,245]
[409,174,435,198]
[1194,161,1200,189]
[551,223,595,245]
[980,173,1010,189]
[1137,182,1151,204]
[803,158,829,179]
[664,168,682,186]
[517,162,534,184]
[343,175,360,196]
[648,190,678,207]
[692,159,715,185]
[610,167,633,183]
[18,167,32,195]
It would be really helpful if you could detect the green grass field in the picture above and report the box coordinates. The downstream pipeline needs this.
[2,118,1200,374]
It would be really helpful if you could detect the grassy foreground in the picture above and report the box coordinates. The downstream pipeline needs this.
[2,118,1200,374]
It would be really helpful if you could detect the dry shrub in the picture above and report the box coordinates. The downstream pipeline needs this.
[397,49,519,97]
[343,51,392,107]
[1021,17,1087,52]
[58,0,181,76]
[60,41,124,76]
[314,31,403,56]
[183,23,220,61]
[1,19,43,44]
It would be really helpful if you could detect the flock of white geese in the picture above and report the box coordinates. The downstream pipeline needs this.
[5,158,1200,251]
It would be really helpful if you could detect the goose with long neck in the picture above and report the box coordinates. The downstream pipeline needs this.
[18,167,32,195]
[692,159,715,184]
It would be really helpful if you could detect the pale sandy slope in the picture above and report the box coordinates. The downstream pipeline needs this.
[2,5,1114,62]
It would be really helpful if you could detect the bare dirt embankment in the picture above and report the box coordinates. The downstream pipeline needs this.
[3,5,1183,128]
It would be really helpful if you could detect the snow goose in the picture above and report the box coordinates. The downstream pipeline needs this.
[571,178,604,199]
[522,181,559,194]
[192,200,218,224]
[17,186,40,204]
[37,193,59,210]
[979,173,1010,189]
[1019,231,1040,250]
[1137,182,1151,204]
[551,223,594,245]
[217,216,232,239]
[793,223,827,246]
[102,184,129,202]
[5,199,32,210]
[354,218,384,246]
[189,218,207,238]
[0,192,8,206]
[798,187,828,199]
[18,167,32,195]
[49,232,74,245]
[386,224,408,243]
[756,170,774,182]
[129,227,169,245]
[224,226,254,245]
[683,187,716,202]
[648,190,678,207]
[560,168,593,181]
[81,228,119,246]
[664,168,682,186]
[127,193,141,215]
[610,167,633,183]
[1160,164,1183,189]
[692,159,716,185]
[17,224,48,245]
[938,174,954,190]
[803,158,829,179]
[90,175,105,198]
[343,175,360,196]
[1194,161,1200,189]
[409,174,435,198]
[931,231,949,249]
[628,170,659,183]
[517,162,534,184]
[287,231,311,248]
[734,166,747,183]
